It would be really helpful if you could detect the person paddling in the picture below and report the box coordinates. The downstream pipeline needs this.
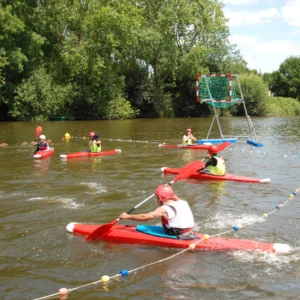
[88,131,101,153]
[33,135,49,153]
[119,184,196,240]
[198,145,226,176]
[182,128,197,145]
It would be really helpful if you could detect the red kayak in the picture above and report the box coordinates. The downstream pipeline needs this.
[161,167,271,183]
[66,223,290,254]
[33,148,54,159]
[60,149,121,159]
[159,144,211,150]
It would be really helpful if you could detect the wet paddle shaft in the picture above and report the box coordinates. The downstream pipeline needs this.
[86,160,204,241]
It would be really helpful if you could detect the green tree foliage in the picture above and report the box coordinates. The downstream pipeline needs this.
[0,1,46,119]
[12,67,72,121]
[265,96,300,116]
[135,0,233,116]
[271,56,300,99]
[107,96,140,120]
[230,74,269,116]
[2,0,286,121]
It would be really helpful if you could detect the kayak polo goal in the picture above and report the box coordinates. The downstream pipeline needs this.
[196,74,263,147]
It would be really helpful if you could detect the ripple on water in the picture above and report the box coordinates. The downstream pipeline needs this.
[80,181,107,194]
[27,196,83,209]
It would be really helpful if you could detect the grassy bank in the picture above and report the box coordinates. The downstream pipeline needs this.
[265,97,300,116]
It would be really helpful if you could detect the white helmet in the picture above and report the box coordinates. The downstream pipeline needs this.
[39,135,46,139]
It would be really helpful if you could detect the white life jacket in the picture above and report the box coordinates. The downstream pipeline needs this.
[162,199,194,229]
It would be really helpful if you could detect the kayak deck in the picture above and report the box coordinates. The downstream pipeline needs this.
[60,149,121,159]
[66,223,290,253]
[161,167,271,183]
[33,148,54,159]
[159,144,211,150]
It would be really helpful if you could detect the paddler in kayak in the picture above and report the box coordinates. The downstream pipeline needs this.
[33,135,50,153]
[119,184,196,240]
[198,145,226,176]
[182,128,197,145]
[88,131,101,152]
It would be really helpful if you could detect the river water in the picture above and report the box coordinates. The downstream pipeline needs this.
[1,117,300,300]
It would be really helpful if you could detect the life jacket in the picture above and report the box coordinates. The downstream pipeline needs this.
[208,156,225,175]
[90,142,101,153]
[182,135,192,145]
[161,200,194,231]
[38,142,49,152]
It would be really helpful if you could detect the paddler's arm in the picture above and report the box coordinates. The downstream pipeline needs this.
[119,207,168,222]
[188,133,197,141]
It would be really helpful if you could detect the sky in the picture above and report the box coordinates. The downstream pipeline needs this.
[222,0,300,74]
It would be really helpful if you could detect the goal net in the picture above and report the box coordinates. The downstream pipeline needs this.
[196,74,243,109]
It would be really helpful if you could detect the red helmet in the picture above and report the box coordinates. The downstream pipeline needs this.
[208,145,218,155]
[186,128,192,133]
[88,132,95,138]
[155,184,175,202]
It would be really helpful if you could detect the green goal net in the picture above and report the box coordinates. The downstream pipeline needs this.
[196,74,243,109]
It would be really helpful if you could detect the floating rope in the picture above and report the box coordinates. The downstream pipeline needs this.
[32,187,299,300]
[228,147,300,161]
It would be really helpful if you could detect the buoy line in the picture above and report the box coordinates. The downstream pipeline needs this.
[228,147,300,161]
[32,187,299,300]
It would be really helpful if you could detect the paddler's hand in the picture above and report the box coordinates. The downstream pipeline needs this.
[119,212,130,220]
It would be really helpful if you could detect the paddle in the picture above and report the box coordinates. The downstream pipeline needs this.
[216,141,231,152]
[32,126,43,154]
[86,160,203,241]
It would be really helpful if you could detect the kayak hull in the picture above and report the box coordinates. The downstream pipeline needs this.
[66,223,290,254]
[161,167,271,183]
[60,149,121,159]
[159,144,211,150]
[33,148,54,159]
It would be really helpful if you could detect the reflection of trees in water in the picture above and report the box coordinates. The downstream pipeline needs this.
[181,149,206,164]
[33,157,51,176]
[60,157,103,174]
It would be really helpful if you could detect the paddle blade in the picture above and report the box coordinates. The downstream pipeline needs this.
[216,141,231,152]
[35,126,43,139]
[86,219,118,241]
[174,160,205,182]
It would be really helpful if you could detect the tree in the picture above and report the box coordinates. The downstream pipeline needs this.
[230,74,269,116]
[12,66,72,121]
[272,56,300,99]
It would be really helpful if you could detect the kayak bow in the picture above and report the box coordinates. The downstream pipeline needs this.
[161,167,271,183]
[33,148,54,159]
[159,144,211,150]
[60,149,121,159]
[66,223,290,254]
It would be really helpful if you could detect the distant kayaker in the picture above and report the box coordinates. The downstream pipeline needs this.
[33,135,49,153]
[119,184,196,240]
[198,145,226,176]
[88,131,101,153]
[182,128,197,145]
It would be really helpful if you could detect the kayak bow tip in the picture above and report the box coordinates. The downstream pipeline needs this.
[161,167,167,172]
[66,222,77,233]
[273,243,291,254]
[260,178,271,183]
[60,154,67,159]
[33,154,41,159]
[116,149,122,153]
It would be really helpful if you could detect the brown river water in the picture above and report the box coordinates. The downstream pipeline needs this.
[1,117,300,299]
